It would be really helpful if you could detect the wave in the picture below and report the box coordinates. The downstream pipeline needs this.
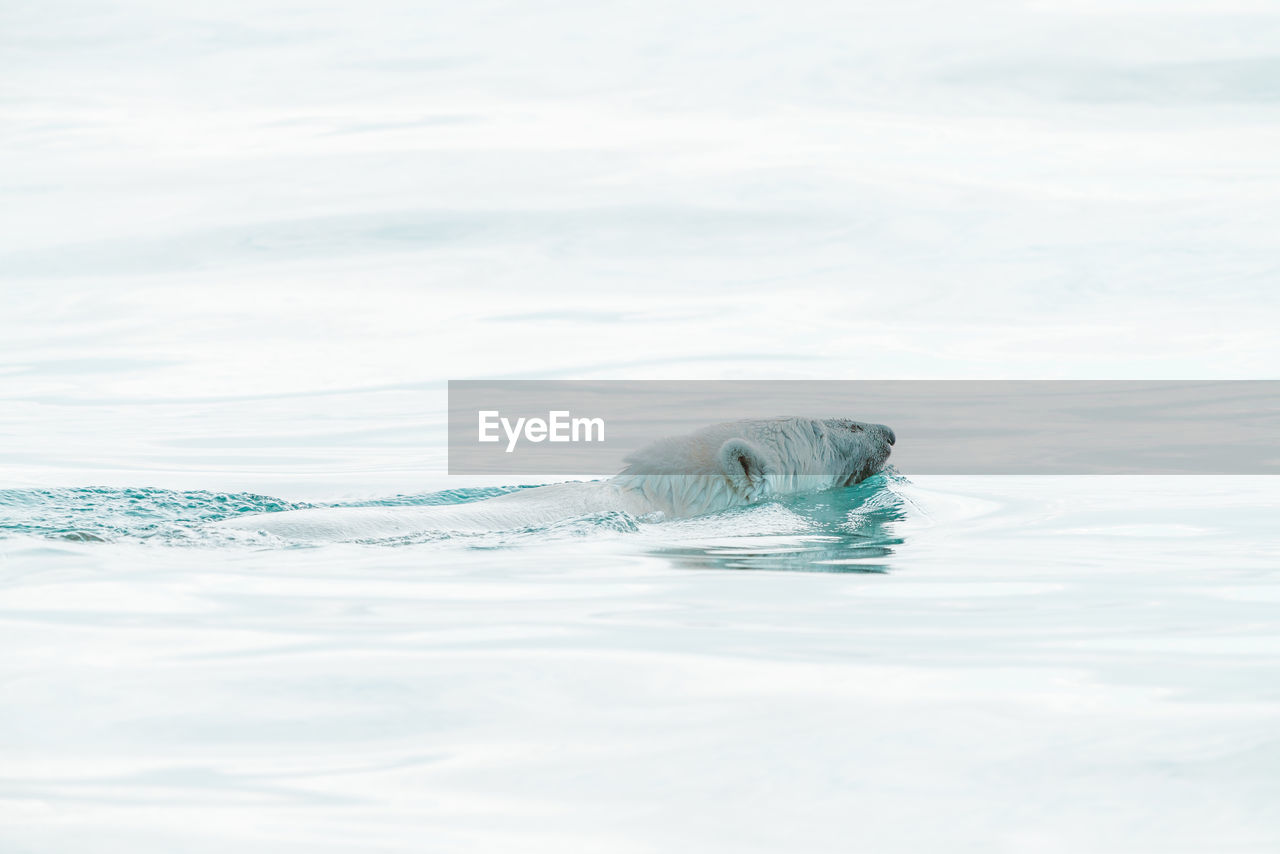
[0,473,917,571]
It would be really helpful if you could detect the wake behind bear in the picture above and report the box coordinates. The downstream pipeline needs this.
[218,417,896,540]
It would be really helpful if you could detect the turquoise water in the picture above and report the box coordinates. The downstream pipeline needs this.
[0,475,909,563]
[5,0,1280,850]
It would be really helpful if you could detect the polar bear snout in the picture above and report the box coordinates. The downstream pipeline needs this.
[837,419,895,447]
[819,418,895,486]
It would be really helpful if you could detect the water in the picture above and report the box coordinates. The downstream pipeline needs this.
[2,475,1278,852]
[4,0,1280,850]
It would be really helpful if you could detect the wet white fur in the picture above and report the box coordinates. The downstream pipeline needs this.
[218,417,894,540]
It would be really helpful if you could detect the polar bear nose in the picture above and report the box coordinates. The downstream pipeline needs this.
[879,425,896,446]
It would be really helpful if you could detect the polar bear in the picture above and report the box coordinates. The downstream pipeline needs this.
[218,417,895,540]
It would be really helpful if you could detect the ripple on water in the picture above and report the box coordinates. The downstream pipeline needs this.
[0,474,914,571]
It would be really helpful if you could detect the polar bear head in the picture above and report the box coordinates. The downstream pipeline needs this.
[613,417,895,518]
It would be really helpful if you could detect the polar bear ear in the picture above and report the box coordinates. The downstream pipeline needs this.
[718,438,771,502]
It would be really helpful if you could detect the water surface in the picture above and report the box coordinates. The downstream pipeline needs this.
[2,475,1278,852]
[4,0,1280,850]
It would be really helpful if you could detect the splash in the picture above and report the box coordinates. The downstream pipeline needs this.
[0,486,308,545]
[0,473,916,571]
